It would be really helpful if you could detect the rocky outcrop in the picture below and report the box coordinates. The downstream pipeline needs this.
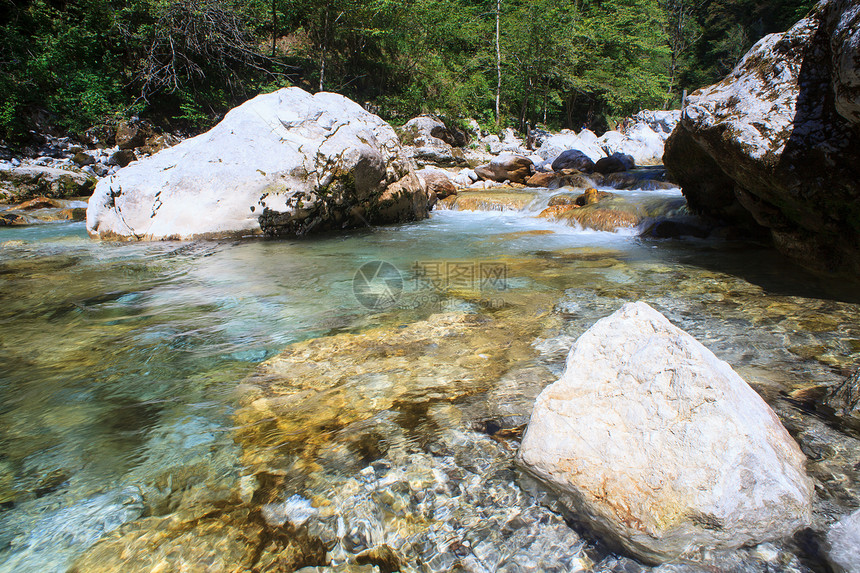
[518,302,813,564]
[663,0,860,273]
[87,88,428,240]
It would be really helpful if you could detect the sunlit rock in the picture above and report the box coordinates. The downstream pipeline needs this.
[537,131,606,164]
[828,509,860,573]
[416,168,457,201]
[474,154,534,184]
[518,302,814,564]
[630,110,681,140]
[597,124,665,165]
[663,0,860,273]
[87,87,427,240]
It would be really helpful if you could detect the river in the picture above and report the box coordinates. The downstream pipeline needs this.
[1,186,858,571]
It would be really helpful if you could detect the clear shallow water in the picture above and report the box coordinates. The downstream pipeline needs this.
[0,199,859,572]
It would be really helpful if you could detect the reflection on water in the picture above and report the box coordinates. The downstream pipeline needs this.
[0,199,858,571]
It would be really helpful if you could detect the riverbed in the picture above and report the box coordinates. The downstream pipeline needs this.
[1,187,858,572]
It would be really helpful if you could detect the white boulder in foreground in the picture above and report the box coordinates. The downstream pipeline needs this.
[87,88,427,240]
[829,509,860,573]
[518,302,813,564]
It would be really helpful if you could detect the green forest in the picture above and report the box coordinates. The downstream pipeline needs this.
[0,0,814,144]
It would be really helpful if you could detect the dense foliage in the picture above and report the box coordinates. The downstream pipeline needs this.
[0,0,815,143]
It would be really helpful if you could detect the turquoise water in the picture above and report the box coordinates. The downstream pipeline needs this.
[1,197,859,571]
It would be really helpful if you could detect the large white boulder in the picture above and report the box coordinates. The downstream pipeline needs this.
[87,88,427,240]
[597,123,665,165]
[537,132,606,163]
[399,115,450,147]
[400,115,469,166]
[829,509,860,573]
[518,302,813,564]
[630,110,681,140]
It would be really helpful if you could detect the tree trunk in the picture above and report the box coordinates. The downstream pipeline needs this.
[495,0,501,127]
[542,77,548,124]
[663,51,676,109]
[320,6,329,92]
[271,0,277,57]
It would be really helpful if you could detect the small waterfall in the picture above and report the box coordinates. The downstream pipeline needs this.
[439,182,699,236]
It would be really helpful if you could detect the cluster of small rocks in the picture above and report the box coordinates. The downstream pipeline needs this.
[400,112,680,206]
[1,122,180,178]
[0,120,182,207]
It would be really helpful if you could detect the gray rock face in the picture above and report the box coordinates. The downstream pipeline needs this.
[518,302,814,564]
[663,0,860,273]
[551,149,595,172]
[87,88,428,240]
